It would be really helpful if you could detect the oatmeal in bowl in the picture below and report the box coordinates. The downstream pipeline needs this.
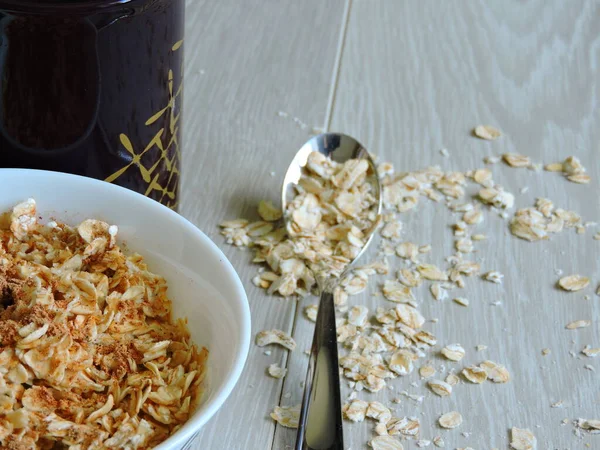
[0,170,250,450]
[0,199,208,449]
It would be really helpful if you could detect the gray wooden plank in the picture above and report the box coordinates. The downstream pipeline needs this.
[179,0,346,448]
[318,0,600,449]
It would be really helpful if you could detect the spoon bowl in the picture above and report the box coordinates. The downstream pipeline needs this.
[282,133,382,269]
[281,133,382,450]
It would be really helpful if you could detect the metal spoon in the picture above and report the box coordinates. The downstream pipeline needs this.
[281,133,382,450]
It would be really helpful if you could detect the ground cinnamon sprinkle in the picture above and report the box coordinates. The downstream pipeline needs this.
[0,319,18,347]
[0,199,208,449]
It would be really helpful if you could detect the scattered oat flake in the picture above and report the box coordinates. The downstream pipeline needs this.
[455,238,474,253]
[219,218,248,229]
[575,418,600,434]
[383,280,415,303]
[369,435,404,450]
[441,344,465,362]
[544,162,563,172]
[474,125,502,140]
[567,173,591,184]
[258,200,283,222]
[432,436,445,447]
[304,304,318,322]
[268,363,287,379]
[541,348,551,356]
[566,320,591,330]
[348,305,369,328]
[551,401,564,408]
[480,360,510,383]
[478,186,515,209]
[582,346,600,357]
[484,271,504,284]
[418,264,448,281]
[453,297,469,307]
[462,365,487,384]
[562,156,585,174]
[558,275,590,292]
[397,268,422,288]
[396,242,419,260]
[503,153,531,168]
[343,399,368,422]
[445,373,460,386]
[419,244,432,254]
[472,167,492,185]
[510,427,537,450]
[366,402,392,423]
[255,329,296,351]
[476,344,488,351]
[428,379,453,397]
[420,364,436,379]
[400,391,424,403]
[430,283,448,301]
[270,404,300,428]
[438,411,462,429]
[484,155,501,164]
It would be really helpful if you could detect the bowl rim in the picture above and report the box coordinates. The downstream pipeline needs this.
[0,168,252,449]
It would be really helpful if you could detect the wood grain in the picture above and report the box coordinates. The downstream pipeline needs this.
[181,0,600,448]
[326,0,599,448]
[180,0,346,448]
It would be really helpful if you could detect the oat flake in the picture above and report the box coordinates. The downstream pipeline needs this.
[480,360,510,383]
[558,275,590,292]
[343,399,368,422]
[438,411,462,429]
[418,264,449,281]
[453,297,469,307]
[474,125,502,140]
[484,271,504,284]
[304,304,318,322]
[575,418,600,434]
[503,153,531,168]
[267,364,287,379]
[255,329,296,351]
[462,365,487,384]
[582,346,600,357]
[441,344,465,362]
[510,427,537,450]
[428,380,453,397]
[445,373,460,386]
[565,320,591,330]
[369,435,404,450]
[270,404,300,428]
[419,364,436,379]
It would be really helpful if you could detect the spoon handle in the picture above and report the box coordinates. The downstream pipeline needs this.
[295,291,344,450]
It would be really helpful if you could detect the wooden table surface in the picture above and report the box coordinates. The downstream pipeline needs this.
[180,1,600,448]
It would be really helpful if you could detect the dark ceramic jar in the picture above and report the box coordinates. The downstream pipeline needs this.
[0,0,185,209]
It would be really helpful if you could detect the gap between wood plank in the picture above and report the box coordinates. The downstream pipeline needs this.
[268,2,352,449]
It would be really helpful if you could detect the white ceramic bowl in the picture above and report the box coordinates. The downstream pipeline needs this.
[0,169,251,449]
